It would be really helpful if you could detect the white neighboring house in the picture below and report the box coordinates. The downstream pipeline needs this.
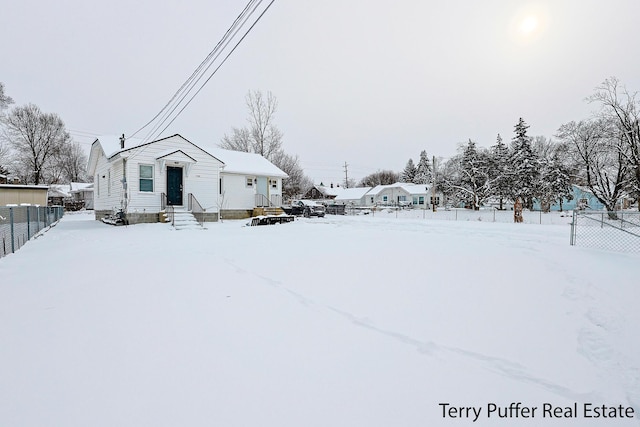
[332,187,372,207]
[88,134,224,223]
[209,148,288,218]
[69,182,94,209]
[364,182,444,208]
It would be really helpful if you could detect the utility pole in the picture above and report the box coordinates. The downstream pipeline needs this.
[343,162,349,188]
[432,155,437,212]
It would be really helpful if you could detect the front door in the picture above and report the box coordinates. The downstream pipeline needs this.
[167,166,183,206]
[256,177,268,206]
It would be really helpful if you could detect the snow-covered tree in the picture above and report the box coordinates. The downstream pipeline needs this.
[401,158,417,183]
[414,150,432,184]
[509,118,541,209]
[489,134,512,210]
[557,119,628,219]
[537,154,573,212]
[588,77,640,209]
[1,103,71,185]
[441,140,492,210]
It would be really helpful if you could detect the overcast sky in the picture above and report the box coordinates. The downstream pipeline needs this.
[2,0,640,185]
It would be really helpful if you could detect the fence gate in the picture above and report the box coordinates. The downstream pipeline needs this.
[570,210,640,253]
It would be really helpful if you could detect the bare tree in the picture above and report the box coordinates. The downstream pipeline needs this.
[588,77,640,208]
[219,90,283,160]
[357,170,400,187]
[1,103,71,185]
[557,119,629,219]
[270,150,312,199]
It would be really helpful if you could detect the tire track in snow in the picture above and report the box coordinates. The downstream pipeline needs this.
[224,257,595,403]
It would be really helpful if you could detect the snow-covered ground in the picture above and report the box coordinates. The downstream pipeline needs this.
[1,211,638,426]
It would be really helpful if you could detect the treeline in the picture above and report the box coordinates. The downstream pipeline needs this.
[356,77,640,215]
[0,83,87,184]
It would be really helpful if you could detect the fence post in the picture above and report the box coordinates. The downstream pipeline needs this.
[570,210,576,246]
[27,207,31,239]
[9,207,15,254]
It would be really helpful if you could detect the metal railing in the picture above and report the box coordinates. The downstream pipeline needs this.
[570,210,640,252]
[161,193,174,226]
[255,193,270,207]
[188,193,205,227]
[0,206,64,258]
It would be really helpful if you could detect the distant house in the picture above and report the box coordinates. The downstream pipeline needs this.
[87,134,287,224]
[303,184,339,201]
[47,184,72,206]
[532,185,605,212]
[332,187,372,207]
[70,182,94,210]
[364,182,443,208]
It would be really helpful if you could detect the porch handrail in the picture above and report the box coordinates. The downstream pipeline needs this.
[188,193,205,227]
[161,192,174,226]
[255,193,271,207]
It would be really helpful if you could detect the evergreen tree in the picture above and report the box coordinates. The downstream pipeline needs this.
[489,134,512,209]
[509,118,540,209]
[401,158,417,183]
[414,150,432,184]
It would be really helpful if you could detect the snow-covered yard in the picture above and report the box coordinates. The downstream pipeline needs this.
[0,211,638,426]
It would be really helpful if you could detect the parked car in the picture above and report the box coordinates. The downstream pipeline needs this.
[287,200,326,217]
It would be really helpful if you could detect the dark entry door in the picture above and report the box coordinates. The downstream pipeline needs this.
[167,166,183,206]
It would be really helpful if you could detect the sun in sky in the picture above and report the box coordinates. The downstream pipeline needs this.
[510,5,548,44]
[519,15,539,36]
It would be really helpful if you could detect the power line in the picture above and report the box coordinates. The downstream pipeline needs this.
[129,0,275,146]
[145,0,276,143]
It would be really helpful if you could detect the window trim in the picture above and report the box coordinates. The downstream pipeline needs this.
[139,164,154,192]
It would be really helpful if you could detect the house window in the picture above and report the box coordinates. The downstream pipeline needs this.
[430,196,440,206]
[219,178,223,194]
[139,164,154,192]
[419,196,424,205]
[271,179,277,189]
[246,177,254,188]
[383,195,388,202]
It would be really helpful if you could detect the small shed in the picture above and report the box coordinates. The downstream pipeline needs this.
[0,184,49,206]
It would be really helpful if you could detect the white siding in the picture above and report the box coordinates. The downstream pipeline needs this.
[123,135,223,214]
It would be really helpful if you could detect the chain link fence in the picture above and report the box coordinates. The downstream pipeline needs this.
[0,206,64,258]
[570,210,640,253]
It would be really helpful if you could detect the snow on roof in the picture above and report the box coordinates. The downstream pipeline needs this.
[209,148,288,178]
[48,184,71,198]
[367,182,430,196]
[334,187,372,200]
[70,182,93,192]
[95,134,147,158]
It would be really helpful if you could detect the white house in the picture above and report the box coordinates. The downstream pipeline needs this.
[364,182,444,208]
[87,134,287,224]
[209,147,288,218]
[332,187,372,206]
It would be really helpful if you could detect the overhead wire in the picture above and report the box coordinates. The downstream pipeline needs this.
[145,0,276,143]
[129,0,267,145]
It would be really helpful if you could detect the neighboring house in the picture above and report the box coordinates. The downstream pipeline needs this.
[70,182,94,210]
[0,184,49,206]
[209,147,288,219]
[303,185,338,201]
[87,134,288,224]
[332,187,372,206]
[532,185,605,211]
[0,174,6,184]
[364,182,443,208]
[48,184,72,206]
